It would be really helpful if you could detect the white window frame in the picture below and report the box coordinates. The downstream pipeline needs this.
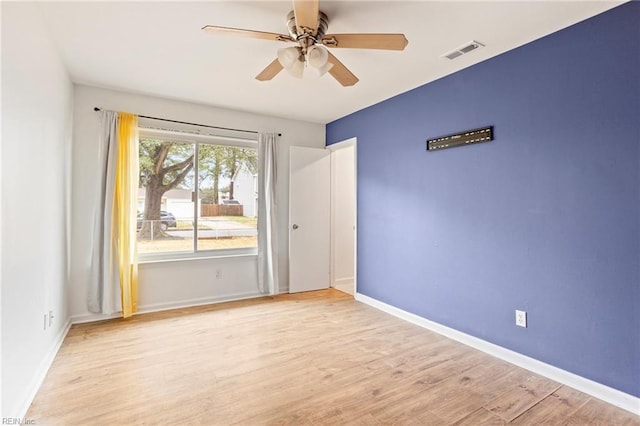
[137,127,259,262]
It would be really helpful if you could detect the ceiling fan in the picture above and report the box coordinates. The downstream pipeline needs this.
[202,0,408,87]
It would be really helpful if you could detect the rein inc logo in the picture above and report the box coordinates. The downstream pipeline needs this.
[2,419,35,425]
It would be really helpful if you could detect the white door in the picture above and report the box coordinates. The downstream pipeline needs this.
[289,146,331,293]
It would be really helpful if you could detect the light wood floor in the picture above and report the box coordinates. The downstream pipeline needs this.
[28,289,638,425]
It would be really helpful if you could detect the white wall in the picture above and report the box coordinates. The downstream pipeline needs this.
[330,144,355,293]
[137,255,259,312]
[1,2,73,418]
[233,167,257,217]
[165,199,195,219]
[70,85,325,320]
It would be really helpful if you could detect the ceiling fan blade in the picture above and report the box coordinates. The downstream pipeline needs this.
[255,58,284,81]
[322,33,409,50]
[202,25,293,42]
[327,52,359,87]
[293,0,319,34]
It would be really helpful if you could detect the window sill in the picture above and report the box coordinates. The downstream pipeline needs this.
[138,250,257,265]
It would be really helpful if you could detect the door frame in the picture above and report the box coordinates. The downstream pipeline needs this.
[327,137,357,296]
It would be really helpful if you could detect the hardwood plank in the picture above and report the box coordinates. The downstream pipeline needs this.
[484,373,561,421]
[565,397,640,425]
[25,289,639,425]
[511,385,590,424]
[453,407,507,425]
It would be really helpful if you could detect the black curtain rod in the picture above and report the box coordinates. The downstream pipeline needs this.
[93,107,281,137]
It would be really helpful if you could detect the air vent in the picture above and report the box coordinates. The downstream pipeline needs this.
[445,51,463,60]
[443,40,484,60]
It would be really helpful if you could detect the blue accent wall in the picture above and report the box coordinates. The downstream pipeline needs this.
[327,3,639,397]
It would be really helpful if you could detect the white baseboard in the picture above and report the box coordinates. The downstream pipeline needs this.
[16,318,72,420]
[136,291,265,315]
[70,291,265,324]
[333,278,354,295]
[333,277,354,286]
[355,292,640,415]
[70,312,122,324]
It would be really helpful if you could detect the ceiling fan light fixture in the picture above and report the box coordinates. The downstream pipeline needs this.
[277,46,304,78]
[277,46,302,68]
[306,45,330,68]
[313,61,334,77]
[204,2,408,86]
[288,56,305,78]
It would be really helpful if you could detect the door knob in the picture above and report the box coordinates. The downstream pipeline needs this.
[292,224,299,230]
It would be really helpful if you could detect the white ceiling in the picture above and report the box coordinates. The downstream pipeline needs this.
[39,1,622,124]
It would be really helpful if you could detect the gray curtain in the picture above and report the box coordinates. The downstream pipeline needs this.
[257,133,279,294]
[88,111,120,313]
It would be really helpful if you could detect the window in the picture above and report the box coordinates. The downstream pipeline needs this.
[137,129,258,258]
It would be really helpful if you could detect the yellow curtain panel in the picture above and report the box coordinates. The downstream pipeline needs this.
[115,112,139,318]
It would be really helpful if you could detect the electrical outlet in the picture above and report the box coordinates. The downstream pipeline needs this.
[215,269,222,279]
[515,310,527,328]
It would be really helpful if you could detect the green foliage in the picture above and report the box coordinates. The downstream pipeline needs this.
[200,188,217,204]
[224,146,258,177]
[197,145,257,186]
[197,144,257,202]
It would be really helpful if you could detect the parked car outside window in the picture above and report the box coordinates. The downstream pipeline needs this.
[137,211,177,231]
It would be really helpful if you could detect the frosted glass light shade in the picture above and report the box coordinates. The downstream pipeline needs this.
[277,47,300,68]
[277,46,304,78]
[307,61,333,77]
[287,58,304,78]
[307,45,329,68]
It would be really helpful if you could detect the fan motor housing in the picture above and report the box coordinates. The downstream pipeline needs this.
[286,10,329,41]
